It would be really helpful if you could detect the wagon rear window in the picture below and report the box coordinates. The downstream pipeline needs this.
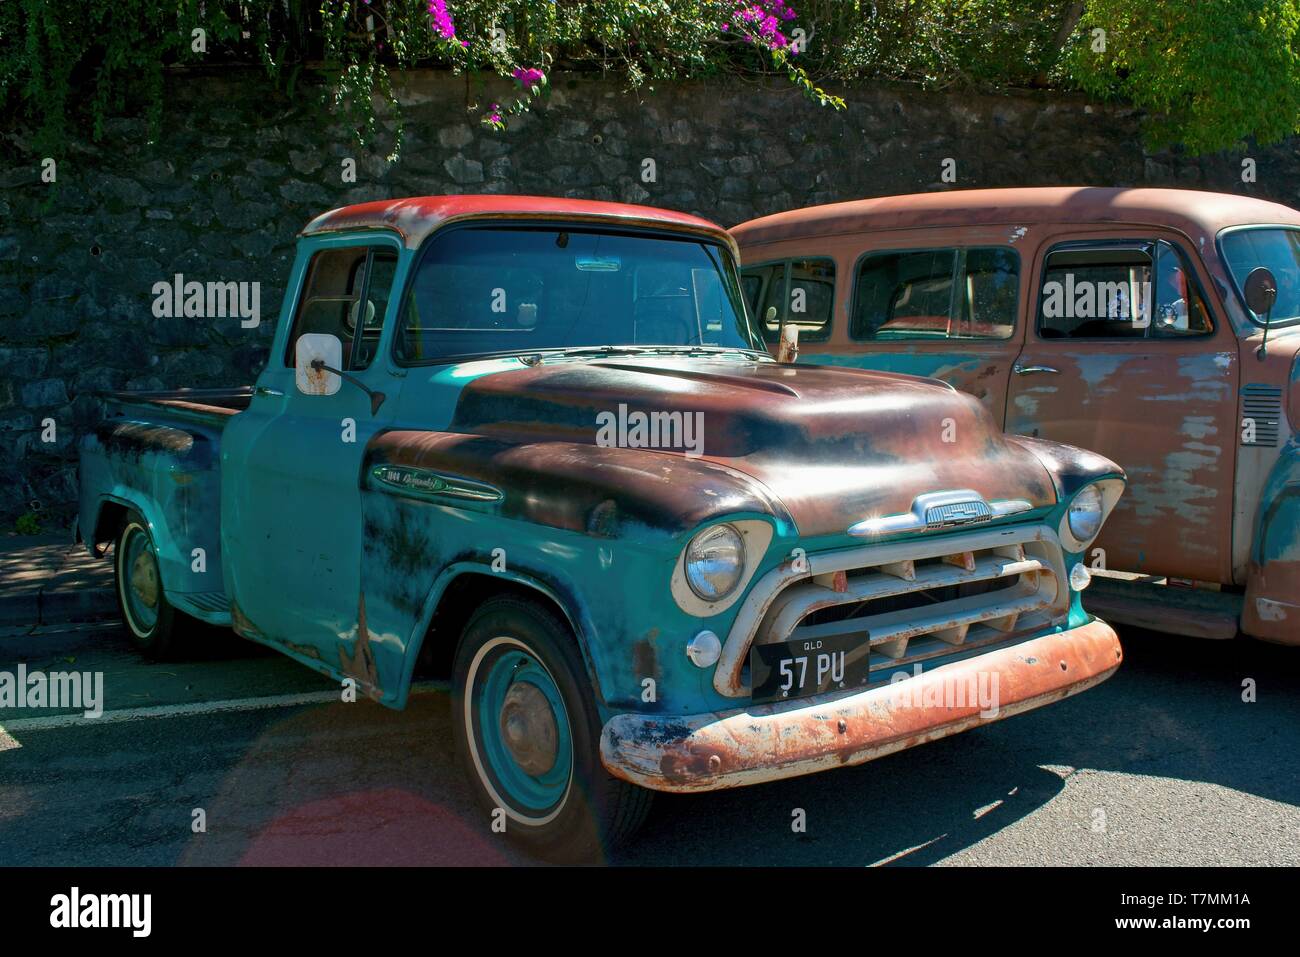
[850,247,1018,340]
[395,226,761,362]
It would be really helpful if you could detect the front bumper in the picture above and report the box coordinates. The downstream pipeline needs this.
[1243,559,1300,646]
[600,618,1121,793]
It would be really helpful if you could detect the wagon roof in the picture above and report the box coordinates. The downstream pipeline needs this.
[730,186,1300,246]
[300,194,734,252]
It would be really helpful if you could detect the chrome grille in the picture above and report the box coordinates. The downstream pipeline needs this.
[714,524,1069,698]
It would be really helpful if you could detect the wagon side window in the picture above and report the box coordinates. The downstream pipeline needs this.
[1037,240,1212,339]
[850,247,1018,340]
[739,258,836,344]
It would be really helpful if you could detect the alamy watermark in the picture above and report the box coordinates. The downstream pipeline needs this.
[50,887,150,937]
[1042,273,1152,325]
[0,665,103,718]
[151,273,260,328]
[595,404,704,457]
[888,664,1001,718]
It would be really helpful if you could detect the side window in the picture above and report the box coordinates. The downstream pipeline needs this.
[851,247,1018,340]
[1038,240,1211,339]
[739,258,835,344]
[284,246,398,371]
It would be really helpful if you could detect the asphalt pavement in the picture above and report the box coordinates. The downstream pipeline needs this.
[0,614,1295,866]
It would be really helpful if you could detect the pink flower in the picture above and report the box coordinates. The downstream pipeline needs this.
[512,67,546,89]
[723,1,797,51]
[428,0,458,42]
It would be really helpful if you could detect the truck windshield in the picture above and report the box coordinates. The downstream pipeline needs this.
[1220,227,1300,327]
[395,225,765,363]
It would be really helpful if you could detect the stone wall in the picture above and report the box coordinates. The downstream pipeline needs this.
[2,69,1297,527]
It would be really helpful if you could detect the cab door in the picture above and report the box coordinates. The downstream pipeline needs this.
[1005,230,1238,581]
[221,234,404,677]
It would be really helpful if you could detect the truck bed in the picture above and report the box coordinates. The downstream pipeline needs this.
[99,387,253,423]
[78,387,252,627]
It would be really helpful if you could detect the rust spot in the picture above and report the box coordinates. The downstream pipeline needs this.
[633,628,661,684]
[338,591,383,701]
[230,597,266,641]
[282,640,323,661]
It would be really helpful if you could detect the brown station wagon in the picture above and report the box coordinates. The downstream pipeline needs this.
[733,187,1300,646]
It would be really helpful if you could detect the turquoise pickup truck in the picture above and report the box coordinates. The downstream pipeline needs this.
[78,195,1126,860]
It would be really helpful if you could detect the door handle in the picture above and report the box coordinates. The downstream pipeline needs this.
[254,386,285,398]
[1013,363,1059,376]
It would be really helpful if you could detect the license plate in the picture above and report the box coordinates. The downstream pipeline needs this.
[749,632,873,705]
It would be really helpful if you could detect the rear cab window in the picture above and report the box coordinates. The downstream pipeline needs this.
[850,246,1019,341]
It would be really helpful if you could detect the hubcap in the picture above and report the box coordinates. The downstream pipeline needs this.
[119,525,160,634]
[499,680,559,776]
[469,640,574,822]
[130,550,159,609]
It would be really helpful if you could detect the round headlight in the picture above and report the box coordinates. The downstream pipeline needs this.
[685,524,745,601]
[1067,485,1104,543]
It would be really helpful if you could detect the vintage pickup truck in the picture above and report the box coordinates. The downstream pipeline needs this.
[734,187,1300,646]
[79,195,1125,859]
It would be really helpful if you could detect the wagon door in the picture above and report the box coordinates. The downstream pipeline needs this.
[1005,234,1238,582]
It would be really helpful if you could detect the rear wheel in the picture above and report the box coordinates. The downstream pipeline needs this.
[451,596,653,862]
[114,512,184,659]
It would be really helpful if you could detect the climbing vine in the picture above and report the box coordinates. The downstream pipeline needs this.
[3,1,1300,158]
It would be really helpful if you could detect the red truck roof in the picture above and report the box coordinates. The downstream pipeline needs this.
[731,186,1300,247]
[300,194,735,253]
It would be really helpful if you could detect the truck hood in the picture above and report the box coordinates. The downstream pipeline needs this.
[444,357,1058,539]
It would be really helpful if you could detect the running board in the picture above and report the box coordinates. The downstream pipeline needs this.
[1084,576,1241,640]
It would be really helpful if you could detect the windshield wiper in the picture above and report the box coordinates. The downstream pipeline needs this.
[519,345,657,363]
[637,345,769,358]
[521,344,769,363]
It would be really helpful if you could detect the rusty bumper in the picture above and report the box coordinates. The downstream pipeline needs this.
[600,618,1122,793]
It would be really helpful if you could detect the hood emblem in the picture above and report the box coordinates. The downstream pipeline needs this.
[848,490,1032,537]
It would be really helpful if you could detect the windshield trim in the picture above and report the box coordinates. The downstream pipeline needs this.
[1216,223,1300,331]
[391,219,766,368]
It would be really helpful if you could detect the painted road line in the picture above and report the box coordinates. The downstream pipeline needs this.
[0,681,446,740]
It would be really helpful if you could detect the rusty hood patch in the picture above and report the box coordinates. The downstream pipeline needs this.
[430,357,1058,538]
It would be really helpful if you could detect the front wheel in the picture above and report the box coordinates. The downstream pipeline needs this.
[451,596,652,861]
[114,512,184,659]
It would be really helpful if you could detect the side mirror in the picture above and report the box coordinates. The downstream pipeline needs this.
[1243,266,1278,316]
[776,322,800,364]
[1245,266,1279,361]
[295,333,343,395]
[293,331,387,414]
